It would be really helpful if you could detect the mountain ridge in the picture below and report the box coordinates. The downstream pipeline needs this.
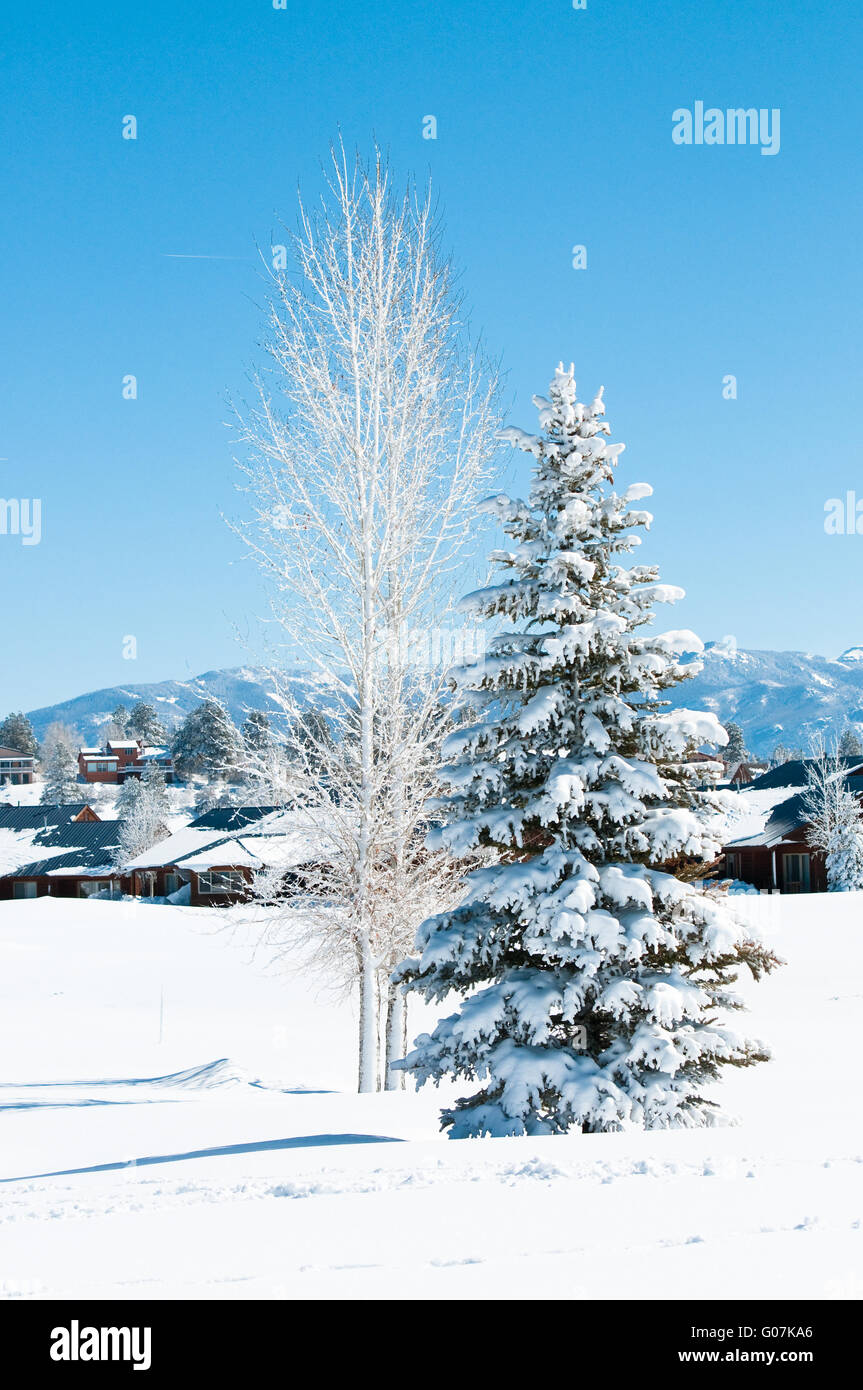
[20,645,863,756]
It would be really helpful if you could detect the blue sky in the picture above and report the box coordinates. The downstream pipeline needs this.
[1,0,861,713]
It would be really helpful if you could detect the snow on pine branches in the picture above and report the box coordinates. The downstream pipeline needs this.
[395,364,778,1137]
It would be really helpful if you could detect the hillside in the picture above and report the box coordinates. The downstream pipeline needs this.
[683,639,863,756]
[23,667,321,744]
[22,642,863,755]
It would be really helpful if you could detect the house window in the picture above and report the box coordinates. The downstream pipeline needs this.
[782,853,810,893]
[164,873,181,895]
[13,882,37,898]
[79,880,111,898]
[726,852,740,877]
[198,871,245,895]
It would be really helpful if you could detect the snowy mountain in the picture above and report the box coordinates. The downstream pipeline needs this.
[22,643,863,754]
[676,639,863,756]
[23,667,322,744]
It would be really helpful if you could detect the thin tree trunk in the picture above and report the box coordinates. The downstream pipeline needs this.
[357,933,378,1092]
[384,978,405,1090]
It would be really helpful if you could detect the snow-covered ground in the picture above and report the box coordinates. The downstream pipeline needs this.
[0,891,860,1300]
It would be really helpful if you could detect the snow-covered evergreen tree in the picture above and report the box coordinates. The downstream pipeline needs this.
[804,737,863,891]
[107,704,131,740]
[39,741,80,804]
[0,711,38,758]
[193,781,241,815]
[116,772,169,863]
[242,710,272,753]
[395,365,778,1136]
[128,701,167,745]
[724,722,748,765]
[171,700,242,782]
[116,774,143,819]
[838,727,863,758]
[141,762,169,813]
[236,710,292,803]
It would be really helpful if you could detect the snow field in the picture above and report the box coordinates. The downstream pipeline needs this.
[0,892,859,1297]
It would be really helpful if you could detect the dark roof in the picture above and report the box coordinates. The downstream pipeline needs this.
[189,806,281,831]
[763,793,809,840]
[0,804,97,832]
[32,820,122,850]
[8,821,122,878]
[746,757,863,791]
[7,851,117,878]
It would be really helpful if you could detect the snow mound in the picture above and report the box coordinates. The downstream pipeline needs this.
[131,1059,255,1091]
[2,1059,256,1097]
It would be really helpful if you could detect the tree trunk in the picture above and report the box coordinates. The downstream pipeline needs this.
[357,934,378,1092]
[384,978,405,1090]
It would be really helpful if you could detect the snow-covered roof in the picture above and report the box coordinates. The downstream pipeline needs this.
[121,823,318,873]
[189,805,281,831]
[174,837,266,871]
[124,828,227,870]
[178,831,315,871]
[725,793,810,848]
[1,821,122,877]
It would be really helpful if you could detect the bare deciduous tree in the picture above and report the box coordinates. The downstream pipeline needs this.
[232,143,501,1091]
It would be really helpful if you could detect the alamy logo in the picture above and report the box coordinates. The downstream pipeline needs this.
[672,102,780,156]
[50,1321,152,1371]
[0,498,41,545]
[824,492,863,535]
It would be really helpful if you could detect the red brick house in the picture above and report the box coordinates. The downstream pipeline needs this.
[77,747,120,783]
[78,739,174,785]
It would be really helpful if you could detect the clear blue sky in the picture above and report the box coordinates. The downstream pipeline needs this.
[1,0,861,713]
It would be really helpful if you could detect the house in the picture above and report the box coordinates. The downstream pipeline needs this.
[123,815,317,906]
[78,739,175,785]
[0,817,125,900]
[723,760,755,788]
[77,747,120,783]
[0,746,35,786]
[721,772,863,894]
[723,795,824,893]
